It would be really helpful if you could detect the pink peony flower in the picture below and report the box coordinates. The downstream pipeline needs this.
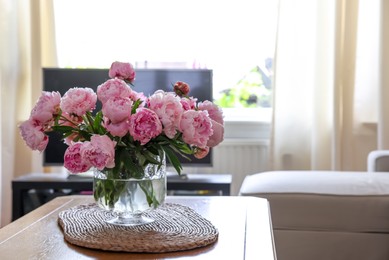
[59,112,83,127]
[180,97,197,110]
[102,96,133,123]
[104,118,129,137]
[198,100,224,125]
[64,142,91,173]
[97,78,132,104]
[19,119,48,152]
[148,91,183,138]
[81,135,116,170]
[180,110,213,148]
[174,81,190,96]
[18,60,225,180]
[129,90,147,105]
[59,113,84,145]
[207,119,224,147]
[30,91,61,126]
[194,146,210,159]
[129,108,163,145]
[64,133,80,146]
[60,87,97,116]
[109,61,136,83]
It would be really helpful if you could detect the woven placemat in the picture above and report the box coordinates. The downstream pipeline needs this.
[58,203,218,253]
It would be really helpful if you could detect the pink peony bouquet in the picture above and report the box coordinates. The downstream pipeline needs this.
[19,61,224,177]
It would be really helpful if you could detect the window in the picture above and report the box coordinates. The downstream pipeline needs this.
[53,0,278,124]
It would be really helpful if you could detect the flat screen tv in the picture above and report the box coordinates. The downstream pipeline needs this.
[42,68,213,169]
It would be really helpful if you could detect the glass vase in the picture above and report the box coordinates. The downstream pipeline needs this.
[93,155,166,226]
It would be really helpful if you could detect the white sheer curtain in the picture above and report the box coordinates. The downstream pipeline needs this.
[1,0,23,227]
[270,0,386,171]
[0,0,56,226]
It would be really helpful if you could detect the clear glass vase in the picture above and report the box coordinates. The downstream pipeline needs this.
[93,154,166,226]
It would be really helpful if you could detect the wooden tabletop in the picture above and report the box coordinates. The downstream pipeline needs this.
[0,195,276,260]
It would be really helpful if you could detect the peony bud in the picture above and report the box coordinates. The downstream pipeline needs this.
[174,81,190,97]
[194,146,210,159]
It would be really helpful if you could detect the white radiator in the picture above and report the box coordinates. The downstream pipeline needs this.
[213,139,270,195]
[180,138,270,195]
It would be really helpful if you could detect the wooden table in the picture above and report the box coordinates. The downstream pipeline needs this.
[0,196,277,260]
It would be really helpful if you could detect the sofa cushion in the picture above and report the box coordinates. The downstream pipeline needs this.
[239,171,389,233]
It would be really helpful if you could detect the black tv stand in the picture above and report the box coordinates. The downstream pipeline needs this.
[12,173,231,221]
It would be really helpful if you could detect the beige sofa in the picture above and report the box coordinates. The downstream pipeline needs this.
[239,151,389,260]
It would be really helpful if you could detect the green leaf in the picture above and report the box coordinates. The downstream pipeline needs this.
[131,99,143,114]
[172,142,193,155]
[77,130,92,141]
[62,131,75,138]
[121,149,143,178]
[142,150,161,165]
[51,125,75,133]
[93,111,104,134]
[144,144,160,156]
[53,112,62,126]
[162,145,182,175]
[139,180,161,207]
[166,143,192,161]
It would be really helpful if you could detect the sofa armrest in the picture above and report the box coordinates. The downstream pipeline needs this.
[367,150,389,172]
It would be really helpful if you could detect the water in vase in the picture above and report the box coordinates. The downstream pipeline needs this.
[94,176,166,214]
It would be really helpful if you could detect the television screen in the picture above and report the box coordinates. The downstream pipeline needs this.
[42,68,213,168]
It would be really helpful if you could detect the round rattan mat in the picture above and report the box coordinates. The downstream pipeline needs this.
[58,203,218,253]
